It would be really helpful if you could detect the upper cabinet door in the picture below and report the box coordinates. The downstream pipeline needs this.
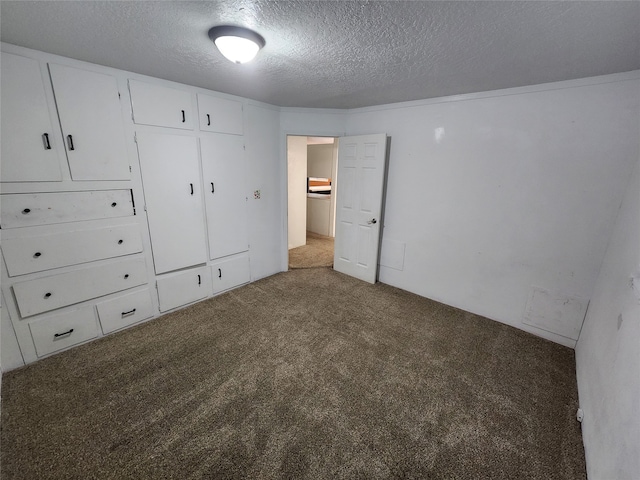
[197,94,243,135]
[1,53,63,182]
[200,134,249,260]
[129,80,194,130]
[136,133,208,274]
[49,63,130,180]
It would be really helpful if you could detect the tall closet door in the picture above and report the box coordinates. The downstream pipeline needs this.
[1,53,63,182]
[200,134,249,260]
[137,133,208,274]
[49,63,130,180]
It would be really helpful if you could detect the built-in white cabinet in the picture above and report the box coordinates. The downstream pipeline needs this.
[49,63,130,180]
[129,80,194,130]
[156,266,212,312]
[211,254,251,294]
[200,134,249,260]
[136,133,208,274]
[1,53,63,182]
[197,94,243,135]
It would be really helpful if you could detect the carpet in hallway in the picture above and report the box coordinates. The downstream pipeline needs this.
[288,231,334,269]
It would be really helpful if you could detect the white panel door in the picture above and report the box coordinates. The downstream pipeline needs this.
[49,63,130,180]
[200,134,249,260]
[1,53,63,182]
[197,94,243,135]
[334,134,388,284]
[136,133,208,274]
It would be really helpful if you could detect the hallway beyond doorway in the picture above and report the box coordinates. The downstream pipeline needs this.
[288,232,334,269]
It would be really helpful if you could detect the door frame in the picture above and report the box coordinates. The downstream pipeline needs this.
[282,130,345,273]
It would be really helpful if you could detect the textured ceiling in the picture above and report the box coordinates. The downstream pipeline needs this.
[1,1,639,109]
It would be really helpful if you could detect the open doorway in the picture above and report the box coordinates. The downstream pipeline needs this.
[287,135,338,269]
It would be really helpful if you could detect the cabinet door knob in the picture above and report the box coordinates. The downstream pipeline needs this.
[22,208,31,214]
[211,182,215,194]
[42,133,51,150]
[124,274,129,279]
[181,110,186,123]
[218,268,222,278]
[206,113,211,126]
[111,202,117,207]
[118,239,124,245]
[44,292,52,299]
[66,134,75,151]
[190,183,194,195]
[34,252,42,258]
[197,274,201,285]
[54,328,74,338]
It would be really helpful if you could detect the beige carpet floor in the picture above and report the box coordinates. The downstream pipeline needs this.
[1,268,585,479]
[288,232,334,269]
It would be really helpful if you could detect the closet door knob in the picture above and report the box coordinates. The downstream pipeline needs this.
[181,110,186,123]
[44,292,52,299]
[124,274,129,279]
[190,183,194,195]
[34,252,42,258]
[118,239,124,245]
[66,134,75,151]
[42,133,51,150]
[206,114,211,126]
[211,182,215,194]
[22,208,31,214]
[111,202,117,207]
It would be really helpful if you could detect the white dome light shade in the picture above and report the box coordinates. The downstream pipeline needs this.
[214,36,260,64]
[208,25,266,64]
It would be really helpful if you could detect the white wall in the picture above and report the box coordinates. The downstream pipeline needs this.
[346,73,640,346]
[576,153,640,479]
[245,103,284,281]
[287,136,307,249]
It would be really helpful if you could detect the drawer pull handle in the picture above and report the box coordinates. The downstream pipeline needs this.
[44,292,52,299]
[206,113,211,126]
[211,182,215,194]
[42,133,51,150]
[22,208,31,214]
[181,110,186,123]
[218,268,222,278]
[111,202,117,207]
[34,252,42,258]
[54,328,74,338]
[67,134,75,151]
[121,308,136,317]
[190,183,194,195]
[118,239,124,245]
[198,274,201,285]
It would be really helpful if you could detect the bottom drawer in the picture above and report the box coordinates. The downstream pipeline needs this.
[157,266,212,313]
[211,254,250,294]
[97,289,154,334]
[29,306,99,357]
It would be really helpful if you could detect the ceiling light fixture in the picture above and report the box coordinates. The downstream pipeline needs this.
[208,25,265,64]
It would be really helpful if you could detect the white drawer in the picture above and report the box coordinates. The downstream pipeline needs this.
[29,306,99,357]
[156,266,211,312]
[13,258,148,318]
[2,221,144,277]
[211,254,250,294]
[1,190,134,228]
[97,289,154,334]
